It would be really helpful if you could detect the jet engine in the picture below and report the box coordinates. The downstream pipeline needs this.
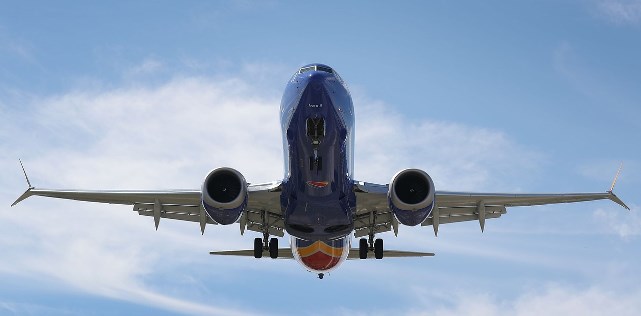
[201,167,248,225]
[388,168,435,226]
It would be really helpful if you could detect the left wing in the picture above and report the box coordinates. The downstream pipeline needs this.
[12,181,284,235]
[353,181,629,237]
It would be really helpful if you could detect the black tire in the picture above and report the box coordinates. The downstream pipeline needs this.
[374,239,383,259]
[359,238,368,259]
[269,238,279,259]
[254,237,263,258]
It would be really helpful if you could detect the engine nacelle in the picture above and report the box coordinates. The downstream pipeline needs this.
[388,168,436,226]
[201,167,248,225]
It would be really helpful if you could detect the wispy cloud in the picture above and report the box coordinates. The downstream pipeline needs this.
[125,57,165,77]
[0,62,587,314]
[596,0,641,25]
[0,26,35,62]
[594,204,641,239]
[405,284,641,316]
[354,97,541,191]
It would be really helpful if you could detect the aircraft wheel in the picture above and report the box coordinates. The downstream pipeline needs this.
[253,237,263,258]
[359,238,368,259]
[269,238,279,259]
[374,238,383,259]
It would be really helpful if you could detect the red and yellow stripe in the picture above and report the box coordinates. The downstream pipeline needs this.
[296,240,344,271]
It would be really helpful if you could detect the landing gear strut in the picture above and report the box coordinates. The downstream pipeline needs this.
[253,210,279,259]
[359,211,385,259]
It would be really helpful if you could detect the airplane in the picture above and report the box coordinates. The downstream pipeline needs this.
[12,63,629,279]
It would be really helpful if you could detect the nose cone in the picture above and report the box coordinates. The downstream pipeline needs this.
[303,71,331,91]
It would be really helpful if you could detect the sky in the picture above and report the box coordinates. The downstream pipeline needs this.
[0,0,640,315]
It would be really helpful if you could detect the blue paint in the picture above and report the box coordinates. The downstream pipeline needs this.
[202,194,247,225]
[279,64,356,241]
[389,199,434,226]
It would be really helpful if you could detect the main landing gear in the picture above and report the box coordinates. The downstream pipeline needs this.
[253,209,279,259]
[253,237,279,259]
[358,233,383,259]
[253,221,279,259]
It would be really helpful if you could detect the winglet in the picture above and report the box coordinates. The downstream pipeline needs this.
[606,163,629,210]
[19,159,33,189]
[608,192,630,210]
[609,163,623,192]
[12,160,35,207]
[12,188,34,207]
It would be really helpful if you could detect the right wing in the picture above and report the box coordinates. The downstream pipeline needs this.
[12,181,285,235]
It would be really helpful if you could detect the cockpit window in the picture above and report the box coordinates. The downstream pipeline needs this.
[316,65,333,73]
[299,66,316,74]
[298,65,334,74]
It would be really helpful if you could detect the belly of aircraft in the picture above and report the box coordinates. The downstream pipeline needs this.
[281,72,353,241]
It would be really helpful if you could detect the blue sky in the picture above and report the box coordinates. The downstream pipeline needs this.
[1,1,640,315]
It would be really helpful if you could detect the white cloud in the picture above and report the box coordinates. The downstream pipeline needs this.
[126,57,165,77]
[0,67,551,314]
[406,284,641,316]
[594,204,641,238]
[329,281,641,316]
[1,73,286,315]
[354,97,540,190]
[597,0,641,25]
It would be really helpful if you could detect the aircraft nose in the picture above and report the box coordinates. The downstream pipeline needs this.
[305,71,329,91]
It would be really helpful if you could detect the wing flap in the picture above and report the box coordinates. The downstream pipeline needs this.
[352,181,627,237]
[435,191,620,207]
[136,207,217,225]
[12,182,286,234]
[422,212,503,226]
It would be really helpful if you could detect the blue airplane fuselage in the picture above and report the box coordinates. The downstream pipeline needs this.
[279,64,356,241]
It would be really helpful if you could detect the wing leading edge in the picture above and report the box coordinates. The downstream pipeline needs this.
[12,177,629,239]
[12,181,284,235]
[354,181,629,237]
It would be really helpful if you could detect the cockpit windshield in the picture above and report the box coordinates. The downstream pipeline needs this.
[295,63,346,87]
[298,64,334,74]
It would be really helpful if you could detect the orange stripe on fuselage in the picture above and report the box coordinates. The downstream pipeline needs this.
[297,240,344,258]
